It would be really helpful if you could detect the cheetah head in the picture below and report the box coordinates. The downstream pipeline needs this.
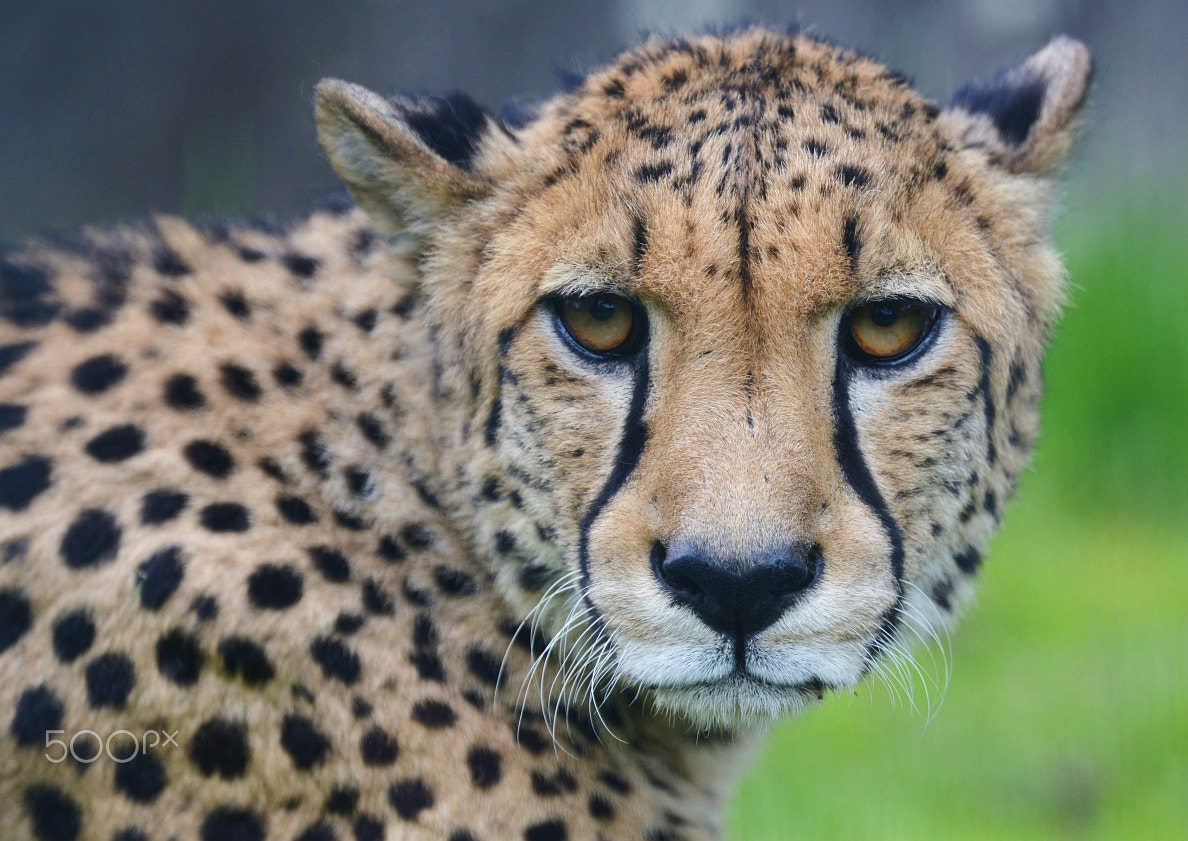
[317,30,1090,730]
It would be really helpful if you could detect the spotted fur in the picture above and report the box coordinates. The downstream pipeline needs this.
[1,28,1089,841]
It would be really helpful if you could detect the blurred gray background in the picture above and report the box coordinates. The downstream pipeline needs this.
[1,0,1184,241]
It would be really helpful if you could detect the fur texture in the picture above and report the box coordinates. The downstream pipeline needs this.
[1,28,1089,841]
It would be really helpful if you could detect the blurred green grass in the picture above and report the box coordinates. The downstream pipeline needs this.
[729,201,1188,840]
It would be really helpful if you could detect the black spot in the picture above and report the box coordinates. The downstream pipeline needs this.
[353,308,378,333]
[635,161,674,182]
[10,685,64,746]
[298,326,323,360]
[598,770,632,794]
[0,454,51,512]
[273,362,304,387]
[518,563,555,591]
[85,424,145,462]
[493,531,516,553]
[377,535,406,563]
[219,636,275,685]
[948,73,1047,146]
[284,253,321,278]
[184,439,235,478]
[257,456,288,482]
[345,466,371,497]
[331,362,358,389]
[70,354,127,394]
[311,636,362,685]
[465,647,501,686]
[237,247,266,263]
[60,508,121,568]
[0,340,37,376]
[63,308,109,332]
[335,612,364,634]
[190,718,250,779]
[334,509,368,531]
[588,794,615,822]
[153,246,191,277]
[353,815,386,841]
[85,651,136,708]
[413,614,437,647]
[409,649,445,682]
[141,488,188,525]
[298,430,330,475]
[434,566,478,596]
[984,490,998,518]
[150,288,190,324]
[401,523,435,549]
[219,289,251,320]
[52,609,94,662]
[164,373,206,410]
[837,164,872,189]
[326,785,360,815]
[23,784,82,841]
[2,536,29,563]
[138,546,184,609]
[932,578,955,611]
[955,547,982,574]
[247,563,303,609]
[277,495,318,525]
[220,363,263,401]
[515,724,549,755]
[111,830,150,841]
[0,260,58,326]
[362,579,396,616]
[531,768,578,797]
[0,402,26,434]
[114,750,166,803]
[356,413,389,448]
[192,594,219,621]
[308,546,350,582]
[449,832,480,841]
[404,582,433,609]
[409,698,456,730]
[842,214,861,271]
[933,160,948,180]
[360,726,399,766]
[466,745,502,789]
[524,820,567,841]
[281,714,331,770]
[402,92,488,170]
[388,777,435,820]
[199,502,251,532]
[200,807,265,841]
[352,696,373,718]
[156,628,204,686]
[294,824,337,841]
[804,138,829,156]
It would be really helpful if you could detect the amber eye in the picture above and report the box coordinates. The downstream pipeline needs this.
[555,293,643,358]
[846,299,938,363]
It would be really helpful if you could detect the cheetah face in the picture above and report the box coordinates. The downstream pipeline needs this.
[318,30,1090,730]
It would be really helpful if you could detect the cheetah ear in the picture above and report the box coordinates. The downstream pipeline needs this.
[941,36,1092,175]
[316,80,510,234]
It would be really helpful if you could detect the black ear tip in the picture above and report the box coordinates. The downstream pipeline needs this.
[397,92,492,172]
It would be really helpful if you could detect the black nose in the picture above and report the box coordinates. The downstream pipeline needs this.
[652,542,821,637]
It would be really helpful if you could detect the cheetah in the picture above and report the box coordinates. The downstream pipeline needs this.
[1,27,1090,841]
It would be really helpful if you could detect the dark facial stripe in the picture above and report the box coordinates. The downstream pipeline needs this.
[578,351,651,596]
[632,215,648,272]
[974,335,997,466]
[831,348,905,667]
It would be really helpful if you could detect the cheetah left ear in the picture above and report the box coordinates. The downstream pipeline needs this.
[941,36,1093,175]
[316,80,513,235]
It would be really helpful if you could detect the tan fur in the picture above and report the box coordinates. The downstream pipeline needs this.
[1,28,1088,841]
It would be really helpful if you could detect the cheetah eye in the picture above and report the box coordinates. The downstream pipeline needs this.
[554,293,645,359]
[844,298,940,365]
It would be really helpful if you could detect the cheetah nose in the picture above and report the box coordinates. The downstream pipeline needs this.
[651,542,821,637]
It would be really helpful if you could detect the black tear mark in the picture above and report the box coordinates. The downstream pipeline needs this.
[832,344,905,669]
[402,93,489,171]
[948,73,1047,147]
[578,344,651,597]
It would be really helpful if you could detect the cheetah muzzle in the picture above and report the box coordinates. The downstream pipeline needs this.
[2,27,1090,841]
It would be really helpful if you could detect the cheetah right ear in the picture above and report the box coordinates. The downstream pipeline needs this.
[316,80,511,235]
[940,36,1093,175]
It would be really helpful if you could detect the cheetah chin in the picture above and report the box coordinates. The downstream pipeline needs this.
[2,26,1089,841]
